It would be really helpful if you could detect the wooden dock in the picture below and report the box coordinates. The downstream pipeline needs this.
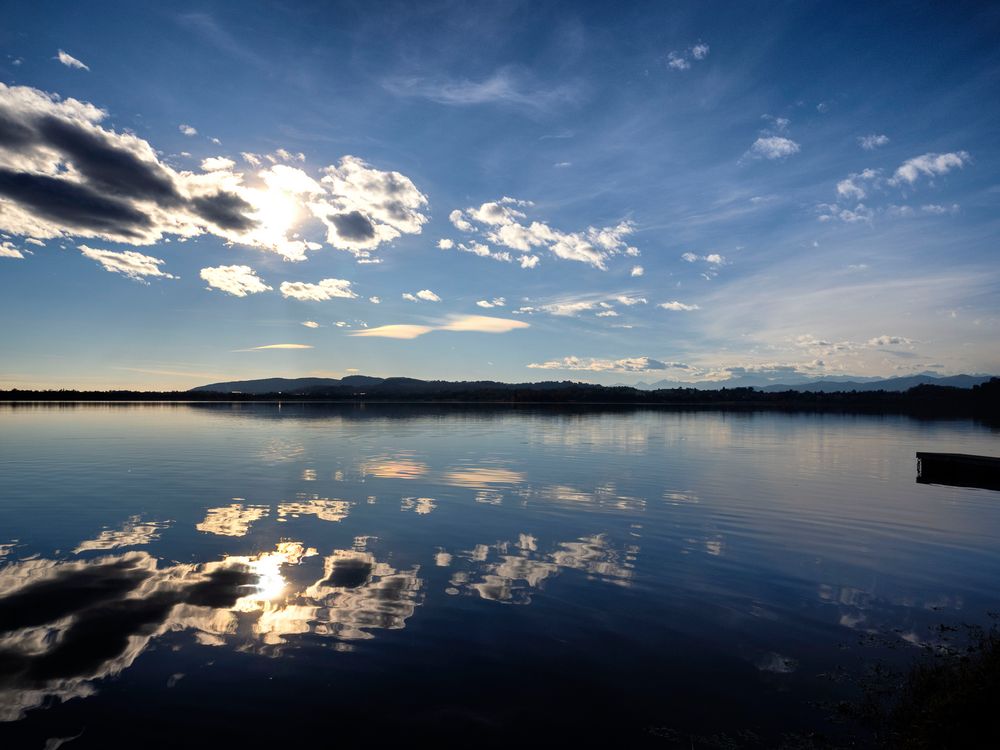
[916,452,1000,491]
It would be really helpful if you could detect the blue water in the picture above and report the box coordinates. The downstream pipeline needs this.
[1,404,998,747]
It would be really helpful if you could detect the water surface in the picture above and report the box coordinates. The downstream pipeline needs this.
[1,404,998,747]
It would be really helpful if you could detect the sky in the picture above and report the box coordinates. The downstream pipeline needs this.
[0,0,998,389]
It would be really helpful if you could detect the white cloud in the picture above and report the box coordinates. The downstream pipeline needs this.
[200,156,235,171]
[816,201,875,224]
[79,245,175,282]
[0,241,25,259]
[615,295,647,306]
[0,83,430,264]
[199,265,272,297]
[527,356,681,373]
[301,321,320,328]
[630,265,644,277]
[309,155,428,254]
[55,50,89,71]
[867,334,914,346]
[835,168,880,201]
[179,124,198,136]
[437,238,454,249]
[448,240,513,264]
[659,300,700,311]
[476,297,506,308]
[447,198,637,271]
[541,300,597,316]
[369,296,381,304]
[667,44,709,71]
[449,209,475,232]
[859,134,890,150]
[279,278,358,301]
[402,289,440,302]
[889,151,970,186]
[748,136,800,160]
[681,252,725,267]
[596,310,618,317]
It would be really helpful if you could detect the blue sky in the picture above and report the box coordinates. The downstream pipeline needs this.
[1,0,997,389]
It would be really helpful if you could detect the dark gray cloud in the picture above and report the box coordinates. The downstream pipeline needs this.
[0,109,35,147]
[36,116,182,204]
[191,191,258,231]
[330,210,375,241]
[0,84,257,243]
[0,169,151,237]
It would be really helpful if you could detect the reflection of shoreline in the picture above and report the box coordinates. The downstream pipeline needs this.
[5,401,992,428]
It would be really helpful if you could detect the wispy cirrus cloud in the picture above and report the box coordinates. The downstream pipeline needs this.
[382,68,578,112]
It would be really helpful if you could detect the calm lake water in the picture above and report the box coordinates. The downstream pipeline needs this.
[1,404,998,748]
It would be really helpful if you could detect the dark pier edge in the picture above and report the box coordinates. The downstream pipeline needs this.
[917,452,1000,491]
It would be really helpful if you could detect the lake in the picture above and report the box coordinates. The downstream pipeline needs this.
[1,404,998,748]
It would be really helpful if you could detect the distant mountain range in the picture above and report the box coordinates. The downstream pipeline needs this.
[190,375,579,395]
[191,372,995,395]
[625,373,994,392]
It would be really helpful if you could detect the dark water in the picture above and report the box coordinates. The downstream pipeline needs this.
[0,404,998,748]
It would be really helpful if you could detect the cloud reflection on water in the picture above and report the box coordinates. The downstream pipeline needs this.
[0,540,423,720]
[446,533,638,605]
[73,516,170,553]
[196,501,270,537]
